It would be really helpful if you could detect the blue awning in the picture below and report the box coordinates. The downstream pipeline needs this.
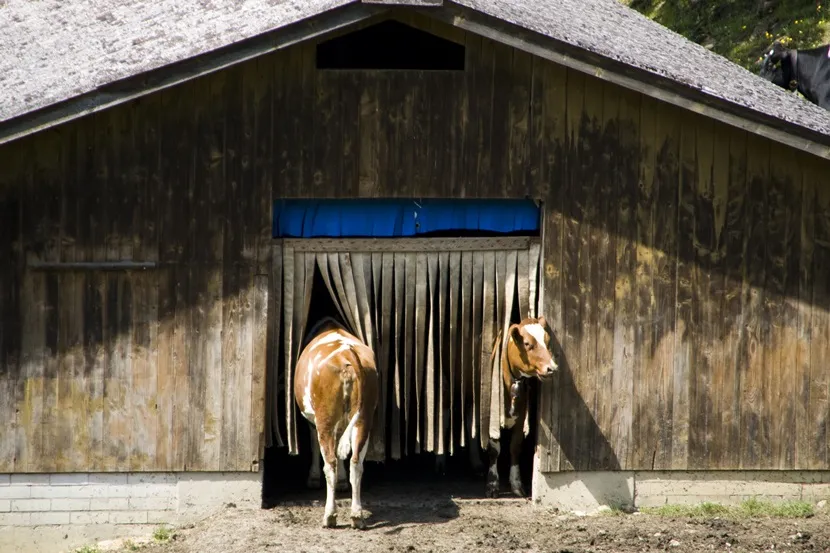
[272,199,540,238]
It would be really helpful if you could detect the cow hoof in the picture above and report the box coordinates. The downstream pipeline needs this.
[511,485,526,498]
[485,483,500,499]
[336,480,349,492]
[351,515,367,530]
[323,514,337,528]
[307,477,321,489]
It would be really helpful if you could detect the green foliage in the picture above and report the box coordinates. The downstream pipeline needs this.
[640,498,815,518]
[621,0,829,69]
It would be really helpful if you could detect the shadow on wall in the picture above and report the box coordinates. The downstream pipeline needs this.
[542,330,632,508]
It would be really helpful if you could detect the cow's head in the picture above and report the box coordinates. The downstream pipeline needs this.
[759,41,796,91]
[506,316,558,380]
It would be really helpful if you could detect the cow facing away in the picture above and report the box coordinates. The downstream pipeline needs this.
[294,318,379,529]
[759,41,830,110]
[486,316,558,498]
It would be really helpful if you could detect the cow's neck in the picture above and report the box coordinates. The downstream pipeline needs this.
[502,344,526,419]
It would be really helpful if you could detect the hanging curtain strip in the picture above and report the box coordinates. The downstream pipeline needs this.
[266,243,284,449]
[448,251,461,456]
[459,251,473,449]
[276,242,543,461]
[282,245,297,455]
[380,252,395,458]
[391,252,405,460]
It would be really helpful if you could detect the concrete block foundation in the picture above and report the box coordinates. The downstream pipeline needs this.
[0,471,261,553]
[531,465,830,513]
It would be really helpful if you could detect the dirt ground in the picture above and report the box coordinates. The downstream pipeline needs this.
[131,480,830,553]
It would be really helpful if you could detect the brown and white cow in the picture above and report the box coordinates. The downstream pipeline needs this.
[294,317,379,529]
[486,316,558,498]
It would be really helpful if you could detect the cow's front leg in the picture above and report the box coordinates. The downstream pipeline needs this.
[485,438,501,498]
[307,427,322,489]
[509,424,526,497]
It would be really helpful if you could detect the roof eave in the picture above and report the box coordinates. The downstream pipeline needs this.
[0,3,387,147]
[434,2,830,161]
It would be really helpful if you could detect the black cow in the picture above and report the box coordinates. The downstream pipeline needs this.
[759,41,830,110]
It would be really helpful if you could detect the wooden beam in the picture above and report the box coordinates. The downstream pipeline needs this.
[0,5,387,147]
[430,4,830,162]
[282,237,539,252]
[27,261,157,271]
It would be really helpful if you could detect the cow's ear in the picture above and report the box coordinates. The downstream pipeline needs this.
[537,316,547,330]
[509,324,523,345]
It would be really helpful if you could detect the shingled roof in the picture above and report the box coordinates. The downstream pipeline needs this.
[3,0,830,153]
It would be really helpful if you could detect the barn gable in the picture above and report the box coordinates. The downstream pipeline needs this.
[3,0,830,545]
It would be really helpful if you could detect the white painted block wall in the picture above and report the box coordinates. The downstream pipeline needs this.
[0,472,261,528]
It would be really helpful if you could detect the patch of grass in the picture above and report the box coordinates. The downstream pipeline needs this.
[642,501,730,517]
[641,498,815,519]
[153,526,174,543]
[738,497,815,518]
[123,540,141,552]
[72,546,101,553]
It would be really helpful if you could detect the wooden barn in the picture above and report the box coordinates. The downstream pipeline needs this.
[3,0,830,544]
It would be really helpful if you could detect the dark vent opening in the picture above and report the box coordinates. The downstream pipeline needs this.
[316,20,465,71]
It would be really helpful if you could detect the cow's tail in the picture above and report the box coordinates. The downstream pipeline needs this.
[336,346,364,460]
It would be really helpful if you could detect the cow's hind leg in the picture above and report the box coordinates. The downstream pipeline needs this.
[307,425,322,489]
[319,433,339,528]
[508,425,526,497]
[348,420,371,530]
[485,438,501,498]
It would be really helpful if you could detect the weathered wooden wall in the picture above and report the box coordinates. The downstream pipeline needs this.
[0,12,828,472]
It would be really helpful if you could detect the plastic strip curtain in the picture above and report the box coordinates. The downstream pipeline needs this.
[277,245,541,459]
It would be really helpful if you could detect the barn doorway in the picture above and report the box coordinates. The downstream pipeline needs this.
[262,199,545,505]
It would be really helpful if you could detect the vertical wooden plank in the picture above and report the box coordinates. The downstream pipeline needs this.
[631,95,657,470]
[535,58,567,473]
[155,271,175,470]
[651,101,680,470]
[807,160,830,469]
[470,38,495,198]
[719,128,748,470]
[592,81,619,470]
[55,129,75,472]
[251,273,269,466]
[358,75,381,198]
[149,90,172,470]
[200,70,227,468]
[740,133,770,469]
[689,115,715,469]
[672,109,696,471]
[510,50,532,198]
[768,146,800,469]
[237,266,255,470]
[707,121,733,470]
